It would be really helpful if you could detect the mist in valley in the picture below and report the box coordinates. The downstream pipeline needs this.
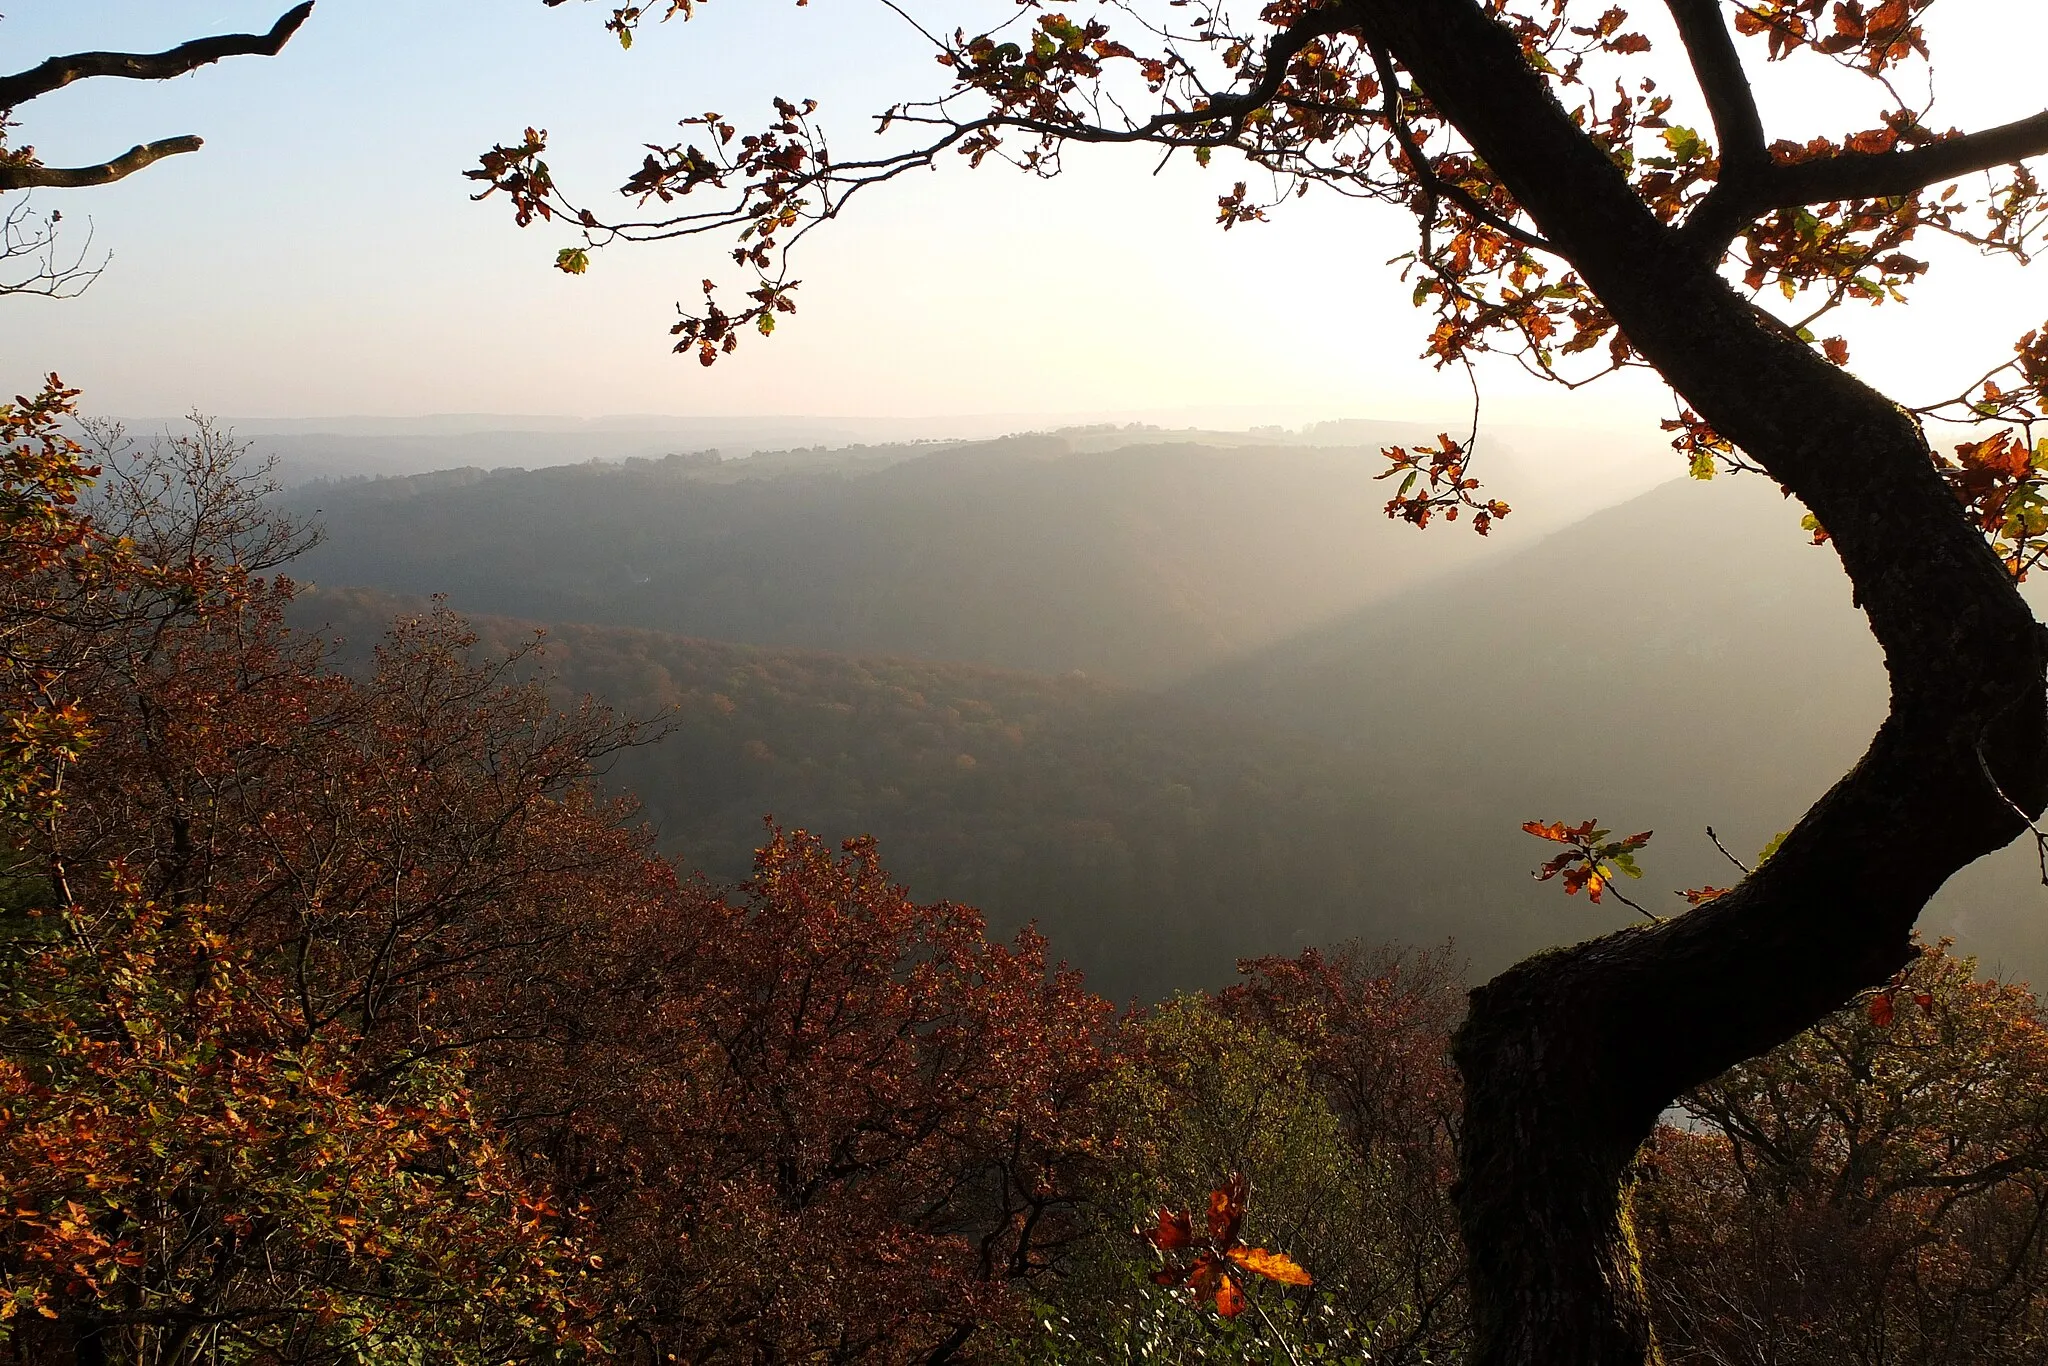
[275,418,2048,1001]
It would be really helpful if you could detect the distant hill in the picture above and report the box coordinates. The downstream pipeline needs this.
[280,428,1659,688]
[1180,472,2048,986]
[287,448,2048,999]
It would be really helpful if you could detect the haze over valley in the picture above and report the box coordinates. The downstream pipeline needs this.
[277,420,2048,1000]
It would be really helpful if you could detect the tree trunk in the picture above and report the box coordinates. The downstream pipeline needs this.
[1341,2,2048,1361]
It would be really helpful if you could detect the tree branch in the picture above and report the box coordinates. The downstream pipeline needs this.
[1684,107,2048,255]
[1771,109,2048,204]
[0,3,315,112]
[1203,6,1359,128]
[1367,40,1552,252]
[0,137,204,192]
[1664,0,1766,175]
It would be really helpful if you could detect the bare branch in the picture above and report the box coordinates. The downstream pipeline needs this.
[1664,0,1766,175]
[0,198,105,299]
[0,137,203,192]
[0,3,315,112]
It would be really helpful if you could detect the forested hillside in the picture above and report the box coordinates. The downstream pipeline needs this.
[297,469,2048,998]
[297,586,1425,1000]
[280,427,1640,687]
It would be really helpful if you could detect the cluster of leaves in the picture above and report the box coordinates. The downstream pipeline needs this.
[1731,0,1934,70]
[1522,818,1653,909]
[1899,325,2048,578]
[1378,432,1511,533]
[1146,1174,1313,1320]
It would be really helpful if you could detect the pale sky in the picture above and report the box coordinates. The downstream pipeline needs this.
[3,1,2046,440]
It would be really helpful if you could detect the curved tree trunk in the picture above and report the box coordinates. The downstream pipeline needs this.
[1342,2,2048,1362]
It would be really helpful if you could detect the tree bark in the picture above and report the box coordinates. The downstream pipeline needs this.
[1340,2,2048,1362]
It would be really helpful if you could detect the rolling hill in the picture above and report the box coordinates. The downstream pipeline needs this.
[279,426,1654,688]
[284,444,2048,999]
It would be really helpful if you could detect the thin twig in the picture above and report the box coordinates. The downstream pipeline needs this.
[1706,825,1753,876]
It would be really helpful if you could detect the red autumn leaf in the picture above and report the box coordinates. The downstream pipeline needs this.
[1207,1174,1247,1244]
[1149,1208,1194,1250]
[1868,992,1896,1027]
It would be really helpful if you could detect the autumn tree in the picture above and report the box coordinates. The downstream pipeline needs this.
[501,826,1116,1363]
[0,398,628,1363]
[1021,947,1467,1365]
[1637,942,2048,1363]
[480,2,2048,1361]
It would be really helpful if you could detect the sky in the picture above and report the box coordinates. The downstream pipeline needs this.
[2,1,2046,440]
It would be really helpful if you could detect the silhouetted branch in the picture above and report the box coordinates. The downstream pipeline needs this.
[1664,0,1766,175]
[1686,107,2048,253]
[0,3,314,111]
[0,198,104,298]
[0,137,203,192]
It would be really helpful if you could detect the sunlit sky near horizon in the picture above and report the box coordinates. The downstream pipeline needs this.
[2,1,2047,444]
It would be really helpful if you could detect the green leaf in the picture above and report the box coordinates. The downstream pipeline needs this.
[617,26,633,50]
[1661,125,1704,161]
[555,247,591,275]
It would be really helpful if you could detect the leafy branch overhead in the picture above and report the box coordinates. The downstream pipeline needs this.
[490,0,2048,544]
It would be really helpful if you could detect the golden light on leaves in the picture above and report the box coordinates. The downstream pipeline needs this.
[1523,819,1652,910]
[1145,1173,1313,1320]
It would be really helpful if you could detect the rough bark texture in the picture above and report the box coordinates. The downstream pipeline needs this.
[1339,2,2048,1363]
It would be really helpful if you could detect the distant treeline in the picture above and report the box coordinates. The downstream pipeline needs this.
[280,433,1496,687]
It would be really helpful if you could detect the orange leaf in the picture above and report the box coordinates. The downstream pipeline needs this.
[1149,1208,1194,1250]
[1214,1272,1247,1318]
[1230,1245,1314,1287]
[1206,1173,1247,1245]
